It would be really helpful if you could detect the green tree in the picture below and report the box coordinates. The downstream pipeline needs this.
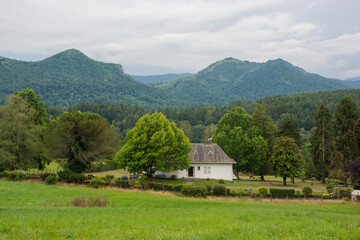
[114,112,192,180]
[45,111,119,173]
[213,107,268,177]
[0,95,43,170]
[278,116,302,147]
[252,103,276,180]
[203,123,216,142]
[332,96,359,186]
[310,103,334,183]
[271,136,303,186]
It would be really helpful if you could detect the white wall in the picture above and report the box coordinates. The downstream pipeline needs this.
[156,164,234,181]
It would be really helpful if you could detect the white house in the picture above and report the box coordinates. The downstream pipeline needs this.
[158,143,236,181]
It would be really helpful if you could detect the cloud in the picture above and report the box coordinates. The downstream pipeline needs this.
[0,0,360,78]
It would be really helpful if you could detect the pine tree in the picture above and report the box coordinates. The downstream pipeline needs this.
[278,116,302,147]
[310,103,334,183]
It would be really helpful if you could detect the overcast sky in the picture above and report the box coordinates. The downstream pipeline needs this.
[1,0,359,79]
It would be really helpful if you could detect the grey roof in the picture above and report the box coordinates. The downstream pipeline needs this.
[190,143,236,164]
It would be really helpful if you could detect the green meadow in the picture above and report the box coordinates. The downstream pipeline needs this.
[0,180,359,239]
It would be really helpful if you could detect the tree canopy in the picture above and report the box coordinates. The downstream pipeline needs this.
[45,111,119,173]
[114,112,192,179]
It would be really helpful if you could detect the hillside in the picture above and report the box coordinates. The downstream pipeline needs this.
[0,49,199,108]
[155,58,350,105]
[129,73,193,84]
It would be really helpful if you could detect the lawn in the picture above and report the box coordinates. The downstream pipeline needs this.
[0,180,359,239]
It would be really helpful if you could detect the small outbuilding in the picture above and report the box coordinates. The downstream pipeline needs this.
[157,143,236,181]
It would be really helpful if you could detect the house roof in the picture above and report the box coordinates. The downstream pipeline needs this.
[190,143,236,164]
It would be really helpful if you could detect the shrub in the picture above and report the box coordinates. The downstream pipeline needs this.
[302,186,313,198]
[212,185,227,196]
[229,189,244,197]
[322,193,330,199]
[181,185,208,197]
[86,177,107,189]
[218,179,225,184]
[45,175,57,185]
[57,170,74,182]
[0,171,9,178]
[153,183,163,191]
[353,184,360,190]
[121,175,128,180]
[134,180,142,189]
[170,175,177,180]
[105,174,114,181]
[337,189,352,199]
[71,173,85,184]
[342,197,349,202]
[164,184,174,191]
[326,184,334,193]
[258,187,268,197]
[154,174,167,179]
[174,184,183,192]
[206,185,212,194]
[250,192,258,198]
[7,171,27,181]
[270,188,295,198]
[115,178,130,188]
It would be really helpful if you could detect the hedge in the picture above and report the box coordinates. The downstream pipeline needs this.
[181,185,208,197]
[270,188,295,197]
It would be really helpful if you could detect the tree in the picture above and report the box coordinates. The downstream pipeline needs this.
[114,112,192,180]
[332,96,359,186]
[203,123,216,142]
[271,136,303,186]
[310,103,334,183]
[0,95,43,170]
[213,107,268,177]
[45,111,119,173]
[278,116,301,147]
[252,103,276,180]
[348,158,360,187]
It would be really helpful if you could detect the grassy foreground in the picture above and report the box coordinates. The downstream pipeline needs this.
[0,181,359,239]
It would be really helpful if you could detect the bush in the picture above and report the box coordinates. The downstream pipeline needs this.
[302,186,313,198]
[353,184,360,190]
[258,187,268,197]
[45,175,57,185]
[170,175,177,180]
[212,185,227,196]
[174,184,183,192]
[134,180,142,190]
[115,179,130,188]
[218,179,225,184]
[342,197,349,201]
[7,171,27,181]
[164,184,174,191]
[121,175,128,180]
[0,171,9,178]
[322,193,330,199]
[270,188,295,198]
[337,189,352,199]
[206,185,212,194]
[105,174,114,181]
[326,184,334,193]
[57,170,74,182]
[181,185,208,197]
[71,173,85,184]
[153,183,163,191]
[86,177,107,189]
[154,174,167,179]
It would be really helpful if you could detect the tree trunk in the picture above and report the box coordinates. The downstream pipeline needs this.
[321,176,326,184]
[291,177,295,184]
[283,176,287,186]
[343,178,348,187]
[260,172,265,181]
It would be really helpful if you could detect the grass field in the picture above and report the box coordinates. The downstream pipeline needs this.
[0,180,359,239]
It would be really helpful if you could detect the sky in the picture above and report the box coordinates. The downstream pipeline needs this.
[0,0,359,79]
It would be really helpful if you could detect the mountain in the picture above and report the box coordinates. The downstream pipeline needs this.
[155,58,350,105]
[129,73,193,84]
[343,77,360,88]
[0,49,199,108]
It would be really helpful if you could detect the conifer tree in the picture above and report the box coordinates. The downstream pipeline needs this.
[310,103,334,183]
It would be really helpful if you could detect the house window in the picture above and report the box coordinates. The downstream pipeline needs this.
[198,166,200,171]
[204,166,211,174]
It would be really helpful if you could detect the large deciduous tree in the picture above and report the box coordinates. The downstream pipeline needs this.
[45,111,119,173]
[252,103,276,180]
[114,112,192,180]
[271,136,303,186]
[310,103,334,183]
[332,96,359,186]
[0,95,43,170]
[213,107,268,177]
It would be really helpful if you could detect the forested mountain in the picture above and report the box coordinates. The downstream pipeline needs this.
[47,89,360,141]
[0,49,199,108]
[129,73,193,84]
[155,58,349,105]
[343,77,360,88]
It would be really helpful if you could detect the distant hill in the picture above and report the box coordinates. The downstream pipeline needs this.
[0,49,199,108]
[129,73,193,84]
[343,77,360,88]
[155,58,350,105]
